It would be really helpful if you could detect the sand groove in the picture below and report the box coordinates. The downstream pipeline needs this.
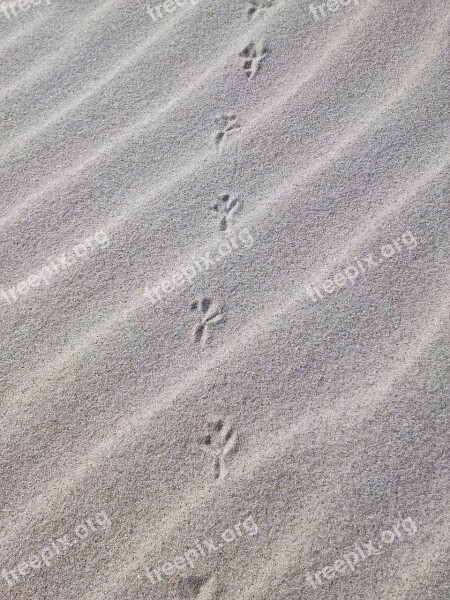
[1,1,448,598]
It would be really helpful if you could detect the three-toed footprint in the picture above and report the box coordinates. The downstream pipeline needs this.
[191,298,225,348]
[212,194,241,231]
[247,0,276,20]
[239,42,268,80]
[214,114,241,148]
[201,417,237,481]
[178,574,218,600]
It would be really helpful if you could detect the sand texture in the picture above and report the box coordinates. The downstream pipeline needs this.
[0,0,449,598]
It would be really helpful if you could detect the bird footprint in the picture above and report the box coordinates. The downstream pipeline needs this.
[247,0,276,20]
[214,114,241,148]
[212,194,240,231]
[191,298,224,348]
[178,574,218,600]
[240,41,268,80]
[202,417,237,481]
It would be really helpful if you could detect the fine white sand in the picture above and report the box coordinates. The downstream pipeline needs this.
[0,1,448,599]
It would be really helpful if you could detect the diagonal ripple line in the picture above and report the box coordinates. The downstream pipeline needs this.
[0,13,48,57]
[0,0,127,101]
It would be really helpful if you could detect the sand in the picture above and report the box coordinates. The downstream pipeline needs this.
[0,0,449,598]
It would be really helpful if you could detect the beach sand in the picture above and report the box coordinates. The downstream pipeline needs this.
[0,0,448,598]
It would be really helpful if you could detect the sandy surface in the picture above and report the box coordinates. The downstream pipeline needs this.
[0,0,449,598]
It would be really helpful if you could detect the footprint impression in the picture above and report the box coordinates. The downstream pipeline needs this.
[191,298,225,348]
[212,194,241,231]
[214,114,241,148]
[239,41,268,80]
[247,0,276,20]
[178,574,218,600]
[202,417,237,481]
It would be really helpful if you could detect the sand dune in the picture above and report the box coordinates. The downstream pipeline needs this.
[0,0,448,598]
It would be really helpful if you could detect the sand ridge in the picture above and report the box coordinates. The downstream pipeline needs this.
[0,0,449,598]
